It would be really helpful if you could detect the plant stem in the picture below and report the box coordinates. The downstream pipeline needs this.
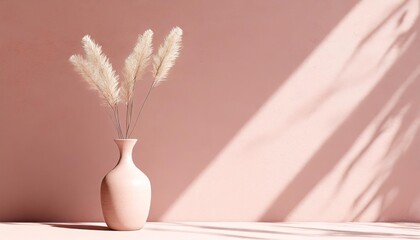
[128,100,134,135]
[128,80,155,138]
[125,101,130,138]
[114,105,124,138]
[105,107,120,137]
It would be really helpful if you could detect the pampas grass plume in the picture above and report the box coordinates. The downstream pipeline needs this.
[152,26,183,86]
[122,29,154,104]
[70,35,120,106]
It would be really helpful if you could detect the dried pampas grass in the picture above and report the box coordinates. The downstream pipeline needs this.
[69,27,183,138]
[69,36,123,138]
[69,36,120,106]
[153,27,183,86]
[122,29,154,104]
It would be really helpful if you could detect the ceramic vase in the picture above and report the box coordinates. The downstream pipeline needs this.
[101,139,151,231]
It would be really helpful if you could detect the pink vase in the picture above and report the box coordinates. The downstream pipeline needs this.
[100,139,151,231]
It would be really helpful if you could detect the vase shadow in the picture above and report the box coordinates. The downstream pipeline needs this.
[48,223,110,231]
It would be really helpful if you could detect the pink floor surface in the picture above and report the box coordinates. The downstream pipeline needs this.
[1,222,420,240]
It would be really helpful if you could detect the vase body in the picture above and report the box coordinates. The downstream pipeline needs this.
[101,139,151,231]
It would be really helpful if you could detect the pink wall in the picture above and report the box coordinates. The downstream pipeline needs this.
[0,0,419,222]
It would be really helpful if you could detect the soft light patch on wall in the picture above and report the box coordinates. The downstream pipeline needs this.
[162,0,420,221]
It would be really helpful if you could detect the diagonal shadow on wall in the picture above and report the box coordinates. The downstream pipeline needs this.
[350,67,420,221]
[260,0,420,221]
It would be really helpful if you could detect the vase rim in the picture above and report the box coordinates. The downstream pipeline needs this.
[114,138,138,141]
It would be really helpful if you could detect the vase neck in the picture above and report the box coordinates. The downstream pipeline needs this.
[115,139,137,165]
